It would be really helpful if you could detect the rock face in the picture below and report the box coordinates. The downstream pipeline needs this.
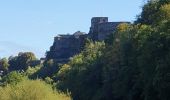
[46,17,130,63]
[46,31,87,63]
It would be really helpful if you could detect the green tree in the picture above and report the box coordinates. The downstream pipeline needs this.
[0,58,9,75]
[135,0,170,25]
[8,52,36,71]
[56,41,105,100]
[30,59,59,79]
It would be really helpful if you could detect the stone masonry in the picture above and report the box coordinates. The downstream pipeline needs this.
[46,17,130,63]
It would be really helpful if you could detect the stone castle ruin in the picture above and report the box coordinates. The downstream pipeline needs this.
[89,17,129,41]
[46,17,129,63]
[46,31,87,63]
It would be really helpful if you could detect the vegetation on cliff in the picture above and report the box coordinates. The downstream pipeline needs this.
[55,0,170,100]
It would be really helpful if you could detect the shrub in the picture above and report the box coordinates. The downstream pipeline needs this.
[0,79,71,100]
[2,71,26,85]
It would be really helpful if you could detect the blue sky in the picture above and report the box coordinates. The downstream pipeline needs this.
[0,0,144,58]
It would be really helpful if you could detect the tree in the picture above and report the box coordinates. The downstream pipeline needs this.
[8,52,36,71]
[30,59,59,79]
[56,41,105,100]
[0,58,9,75]
[135,0,170,25]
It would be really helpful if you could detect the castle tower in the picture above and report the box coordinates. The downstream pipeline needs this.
[89,17,108,40]
[89,17,130,41]
[91,17,108,27]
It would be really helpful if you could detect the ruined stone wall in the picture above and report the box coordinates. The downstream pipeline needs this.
[97,22,129,40]
[46,17,130,63]
[89,17,130,41]
[46,32,86,63]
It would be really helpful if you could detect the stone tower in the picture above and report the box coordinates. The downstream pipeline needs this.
[91,17,108,28]
[89,17,130,41]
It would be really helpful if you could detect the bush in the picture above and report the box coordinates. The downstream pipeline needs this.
[0,79,71,100]
[30,59,59,79]
[2,71,26,85]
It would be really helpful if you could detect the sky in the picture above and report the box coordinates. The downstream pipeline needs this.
[0,0,144,58]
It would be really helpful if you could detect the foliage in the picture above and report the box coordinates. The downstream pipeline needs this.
[0,79,71,100]
[25,66,41,76]
[135,0,170,25]
[45,77,54,84]
[56,2,170,100]
[2,71,26,85]
[30,59,59,79]
[56,41,105,100]
[8,52,37,71]
[0,58,9,75]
